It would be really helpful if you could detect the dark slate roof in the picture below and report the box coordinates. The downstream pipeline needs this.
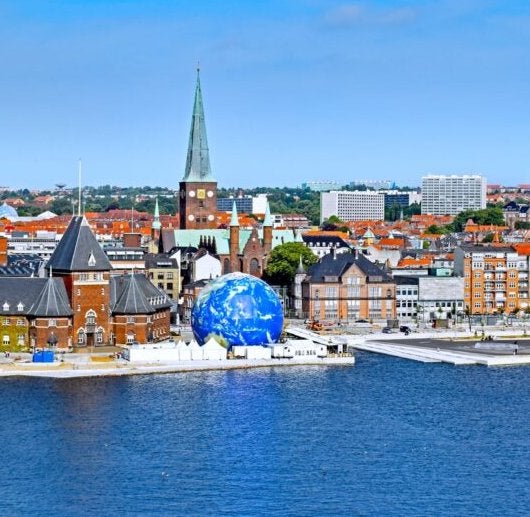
[144,253,179,269]
[303,235,351,247]
[0,277,72,317]
[28,278,73,317]
[307,251,393,282]
[110,274,172,315]
[0,254,44,277]
[393,275,420,286]
[46,216,111,272]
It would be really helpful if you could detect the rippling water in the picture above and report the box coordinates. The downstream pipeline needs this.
[1,354,529,516]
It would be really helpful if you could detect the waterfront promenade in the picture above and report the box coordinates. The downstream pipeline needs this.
[0,354,354,378]
[353,327,530,366]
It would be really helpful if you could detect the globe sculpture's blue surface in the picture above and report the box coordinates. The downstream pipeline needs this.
[191,272,284,347]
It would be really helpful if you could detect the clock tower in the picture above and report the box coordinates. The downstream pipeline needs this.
[179,69,218,229]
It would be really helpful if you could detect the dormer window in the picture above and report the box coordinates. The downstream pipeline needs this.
[2,302,9,311]
[88,252,96,267]
[17,302,24,311]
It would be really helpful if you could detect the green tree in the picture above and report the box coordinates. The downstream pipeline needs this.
[264,242,317,286]
[426,224,447,234]
[448,207,505,232]
[321,215,349,232]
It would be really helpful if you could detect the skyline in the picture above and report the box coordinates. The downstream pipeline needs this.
[2,1,530,190]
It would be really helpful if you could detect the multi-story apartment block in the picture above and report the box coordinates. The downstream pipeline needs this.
[301,250,396,322]
[454,245,529,314]
[421,175,486,215]
[320,191,385,223]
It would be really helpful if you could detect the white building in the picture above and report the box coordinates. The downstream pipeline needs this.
[320,191,385,222]
[394,275,465,322]
[421,175,487,215]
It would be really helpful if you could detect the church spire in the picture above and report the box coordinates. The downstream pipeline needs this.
[182,68,214,182]
[230,201,239,227]
[152,197,161,231]
[263,201,272,227]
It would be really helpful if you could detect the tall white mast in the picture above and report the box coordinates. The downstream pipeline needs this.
[77,158,82,217]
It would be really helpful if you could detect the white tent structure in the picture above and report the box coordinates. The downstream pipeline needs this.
[188,339,203,361]
[176,340,191,361]
[201,337,228,361]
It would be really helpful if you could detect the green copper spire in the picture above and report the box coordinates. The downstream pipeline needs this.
[152,197,161,230]
[263,201,272,227]
[230,201,239,227]
[182,68,214,182]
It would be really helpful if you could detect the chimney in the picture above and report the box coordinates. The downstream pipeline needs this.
[123,233,142,247]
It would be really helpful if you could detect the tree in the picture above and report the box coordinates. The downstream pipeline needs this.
[426,224,446,234]
[264,242,317,286]
[321,215,349,232]
[449,207,505,232]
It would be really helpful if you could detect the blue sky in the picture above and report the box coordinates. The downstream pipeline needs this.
[2,0,530,190]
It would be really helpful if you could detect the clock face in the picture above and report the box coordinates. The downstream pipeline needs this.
[197,189,206,199]
[188,214,195,221]
[189,190,196,197]
[207,190,214,198]
[207,214,214,221]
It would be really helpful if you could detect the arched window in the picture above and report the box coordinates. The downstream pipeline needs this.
[86,310,96,325]
[96,328,104,344]
[250,258,260,276]
[77,329,85,344]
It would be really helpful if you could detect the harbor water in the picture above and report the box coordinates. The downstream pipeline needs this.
[1,353,529,516]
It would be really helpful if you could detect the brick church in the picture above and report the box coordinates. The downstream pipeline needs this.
[161,70,301,277]
[0,215,171,351]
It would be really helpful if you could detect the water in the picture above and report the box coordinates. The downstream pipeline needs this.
[1,354,529,516]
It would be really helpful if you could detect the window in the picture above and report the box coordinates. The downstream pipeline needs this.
[101,304,105,311]
[17,302,24,311]
[86,310,96,324]
[127,333,135,344]
[17,335,24,345]
[127,316,135,323]
[48,319,56,327]
[101,288,105,295]
[77,330,85,344]
[166,273,173,280]
[2,302,9,311]
[3,318,10,326]
[2,335,9,345]
[96,331,104,344]
[167,283,173,291]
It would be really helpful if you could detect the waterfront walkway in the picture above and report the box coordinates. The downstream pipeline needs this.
[349,328,530,366]
[0,356,355,378]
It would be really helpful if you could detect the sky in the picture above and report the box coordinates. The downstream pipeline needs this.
[2,0,530,190]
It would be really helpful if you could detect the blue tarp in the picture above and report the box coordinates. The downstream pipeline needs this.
[32,351,55,363]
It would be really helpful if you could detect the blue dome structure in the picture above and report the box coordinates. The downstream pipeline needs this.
[191,273,284,347]
[0,203,18,219]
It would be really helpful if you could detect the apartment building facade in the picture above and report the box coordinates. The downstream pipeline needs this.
[320,191,385,222]
[454,245,529,314]
[421,175,487,215]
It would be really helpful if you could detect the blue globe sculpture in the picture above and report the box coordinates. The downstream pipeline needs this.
[191,272,284,347]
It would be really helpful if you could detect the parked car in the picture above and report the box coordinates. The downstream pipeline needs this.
[355,319,372,328]
[382,327,393,334]
[399,325,411,335]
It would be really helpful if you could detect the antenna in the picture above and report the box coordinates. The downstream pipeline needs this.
[77,159,82,217]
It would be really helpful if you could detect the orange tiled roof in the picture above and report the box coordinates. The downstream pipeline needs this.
[396,257,432,268]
